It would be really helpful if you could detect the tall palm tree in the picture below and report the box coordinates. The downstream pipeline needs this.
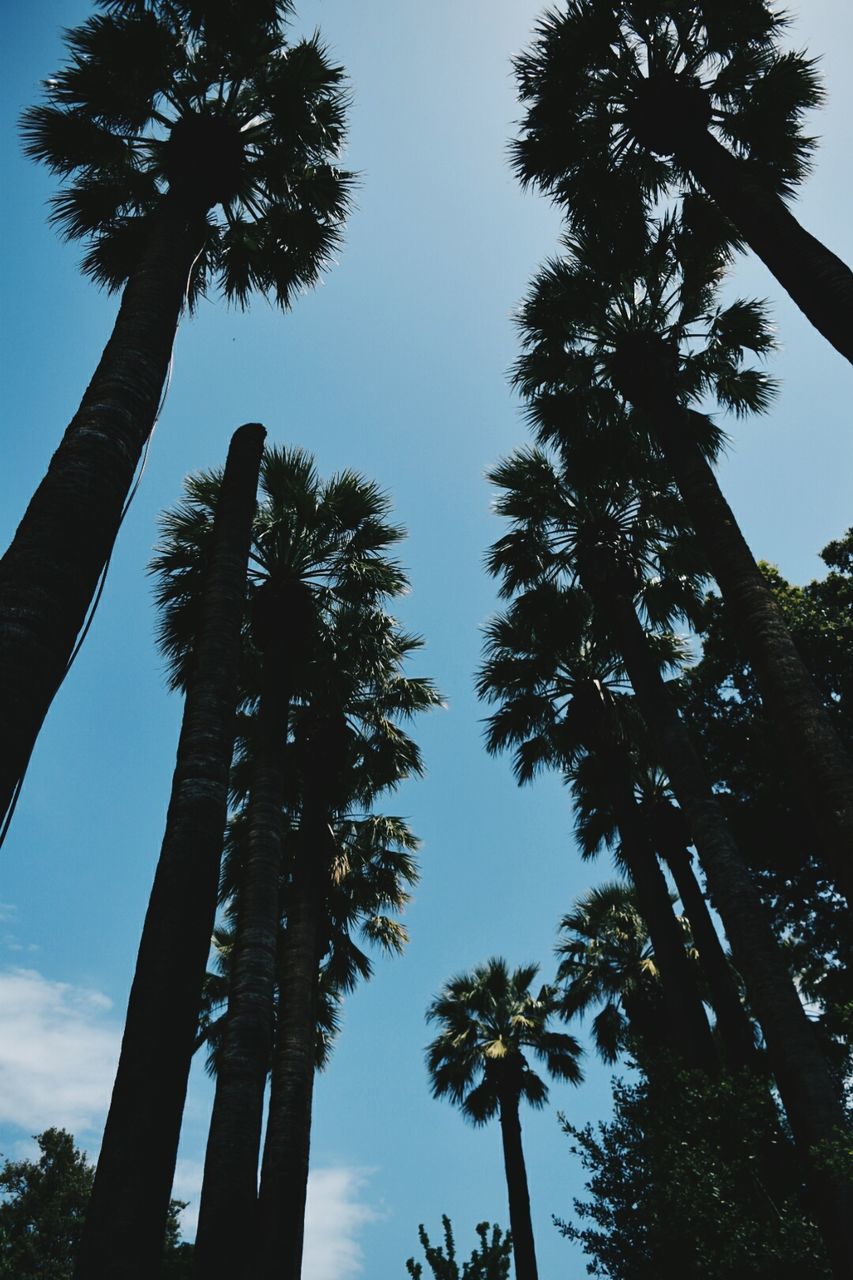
[515,217,853,898]
[478,586,717,1070]
[426,958,583,1280]
[573,760,758,1071]
[512,0,853,365]
[146,448,419,1278]
[197,807,421,1263]
[254,614,441,1280]
[0,0,352,829]
[487,445,853,1273]
[74,421,264,1279]
[556,881,670,1066]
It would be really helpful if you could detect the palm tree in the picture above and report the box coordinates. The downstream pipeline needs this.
[426,958,583,1280]
[196,807,420,1279]
[0,1,352,829]
[487,444,853,1273]
[477,586,717,1070]
[573,760,758,1071]
[254,617,441,1280]
[74,421,264,1278]
[512,0,853,365]
[514,216,853,899]
[556,881,670,1066]
[146,448,421,1278]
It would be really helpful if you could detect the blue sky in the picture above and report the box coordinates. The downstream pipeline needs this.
[1,2,851,1277]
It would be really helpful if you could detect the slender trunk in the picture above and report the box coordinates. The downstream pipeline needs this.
[498,1092,538,1280]
[598,742,717,1070]
[74,424,264,1280]
[686,128,853,367]
[657,406,853,901]
[255,796,332,1280]
[192,671,289,1280]
[663,840,758,1072]
[0,201,206,828]
[581,571,853,1276]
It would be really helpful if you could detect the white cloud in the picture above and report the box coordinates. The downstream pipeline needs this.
[0,967,380,1276]
[304,1167,383,1280]
[0,968,119,1136]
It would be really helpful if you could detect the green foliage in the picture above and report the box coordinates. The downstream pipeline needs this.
[512,0,822,221]
[0,1130,191,1277]
[557,1070,831,1278]
[426,958,583,1126]
[21,1,353,303]
[406,1216,512,1280]
[679,533,853,1069]
[556,881,666,1066]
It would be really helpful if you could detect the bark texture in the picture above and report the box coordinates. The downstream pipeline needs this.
[660,831,758,1072]
[0,202,206,827]
[74,423,265,1280]
[192,673,289,1280]
[255,798,332,1280]
[498,1092,539,1280]
[582,573,853,1276]
[687,128,853,367]
[658,406,853,902]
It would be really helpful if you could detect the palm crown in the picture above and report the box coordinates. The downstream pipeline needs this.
[512,0,821,221]
[556,881,668,1063]
[426,958,583,1124]
[477,580,678,787]
[150,445,410,693]
[21,0,353,304]
[514,216,778,463]
[486,443,707,634]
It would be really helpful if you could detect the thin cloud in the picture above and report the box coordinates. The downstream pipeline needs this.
[0,968,118,1135]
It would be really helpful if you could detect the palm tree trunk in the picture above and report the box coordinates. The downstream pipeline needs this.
[662,840,758,1072]
[598,743,717,1070]
[580,570,853,1276]
[498,1092,539,1280]
[74,424,264,1280]
[255,797,332,1280]
[685,127,853,367]
[0,200,207,830]
[657,405,853,902]
[192,671,289,1280]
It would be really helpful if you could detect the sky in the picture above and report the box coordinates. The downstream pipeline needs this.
[1,2,852,1277]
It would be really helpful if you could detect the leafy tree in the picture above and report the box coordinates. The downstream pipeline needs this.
[0,0,352,829]
[0,1129,190,1279]
[512,0,853,365]
[426,958,583,1280]
[557,1071,831,1279]
[77,423,264,1276]
[680,537,853,1071]
[406,1216,512,1280]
